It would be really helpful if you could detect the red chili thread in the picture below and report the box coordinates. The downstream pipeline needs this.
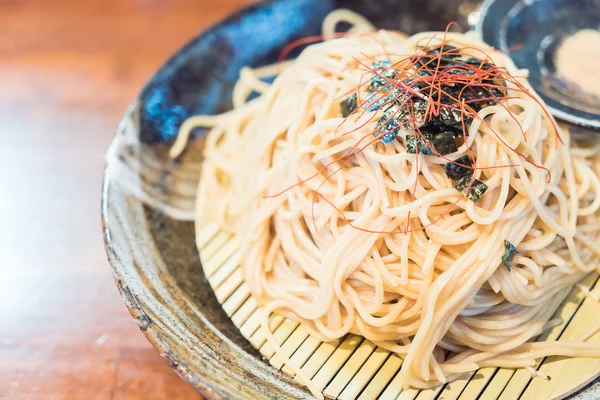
[266,23,561,234]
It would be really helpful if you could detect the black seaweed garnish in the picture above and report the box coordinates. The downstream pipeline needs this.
[364,92,383,112]
[454,175,470,192]
[455,176,488,203]
[375,114,400,144]
[371,60,397,91]
[444,155,473,180]
[406,134,433,155]
[419,119,462,138]
[461,57,489,67]
[416,44,458,68]
[367,87,403,114]
[363,47,505,148]
[425,44,458,55]
[406,130,459,156]
[465,179,487,202]
[431,131,458,155]
[396,99,428,129]
[340,93,358,117]
[502,240,517,270]
[410,100,428,127]
[438,107,463,128]
[461,86,500,111]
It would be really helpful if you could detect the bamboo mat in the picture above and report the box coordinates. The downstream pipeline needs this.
[197,218,600,400]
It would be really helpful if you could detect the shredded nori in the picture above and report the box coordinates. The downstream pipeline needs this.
[371,69,397,91]
[340,93,357,117]
[431,131,458,155]
[416,44,458,68]
[425,44,458,55]
[363,92,383,112]
[454,175,471,192]
[419,119,462,138]
[406,134,433,155]
[375,114,400,144]
[367,87,403,113]
[395,99,428,129]
[438,107,463,128]
[460,57,491,67]
[370,60,397,91]
[502,240,517,270]
[444,155,473,180]
[363,52,504,157]
[406,130,459,155]
[461,86,499,111]
[410,100,428,127]
[455,176,488,203]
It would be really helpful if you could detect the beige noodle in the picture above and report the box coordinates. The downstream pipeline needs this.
[174,10,600,399]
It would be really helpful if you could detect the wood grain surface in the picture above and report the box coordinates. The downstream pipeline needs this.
[0,1,254,399]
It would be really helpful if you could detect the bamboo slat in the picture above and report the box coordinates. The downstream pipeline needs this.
[198,222,600,399]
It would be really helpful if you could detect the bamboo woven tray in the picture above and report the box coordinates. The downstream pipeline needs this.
[197,216,600,400]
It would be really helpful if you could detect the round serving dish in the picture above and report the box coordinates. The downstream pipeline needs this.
[102,1,598,399]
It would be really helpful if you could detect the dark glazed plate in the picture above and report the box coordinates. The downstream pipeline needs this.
[477,0,600,129]
[101,1,477,399]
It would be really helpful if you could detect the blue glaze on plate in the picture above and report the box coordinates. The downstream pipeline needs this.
[139,0,334,143]
[138,0,469,143]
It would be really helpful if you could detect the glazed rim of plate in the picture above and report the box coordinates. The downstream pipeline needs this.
[102,3,600,400]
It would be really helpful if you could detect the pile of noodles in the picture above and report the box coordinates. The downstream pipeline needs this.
[171,10,600,398]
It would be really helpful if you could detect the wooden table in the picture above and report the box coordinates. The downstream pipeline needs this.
[0,1,254,399]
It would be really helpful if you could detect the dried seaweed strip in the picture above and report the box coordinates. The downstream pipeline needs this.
[431,131,458,155]
[406,134,433,155]
[444,155,472,180]
[503,240,517,270]
[340,93,357,117]
[455,176,487,203]
[375,114,400,144]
